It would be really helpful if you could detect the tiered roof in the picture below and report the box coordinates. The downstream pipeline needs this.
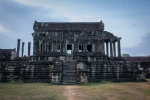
[33,21,104,31]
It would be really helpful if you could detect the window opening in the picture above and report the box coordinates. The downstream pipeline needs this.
[57,44,60,52]
[67,44,72,54]
[45,44,47,52]
[87,44,92,52]
[78,44,83,52]
[41,44,43,52]
[48,44,51,51]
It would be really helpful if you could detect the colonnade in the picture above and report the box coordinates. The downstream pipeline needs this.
[36,38,121,58]
[37,41,104,53]
[17,39,31,57]
[38,42,54,52]
[105,38,121,57]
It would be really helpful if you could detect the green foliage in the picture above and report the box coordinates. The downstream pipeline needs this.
[148,89,150,94]
[8,80,23,84]
[35,82,54,86]
[100,80,112,84]
[80,80,112,86]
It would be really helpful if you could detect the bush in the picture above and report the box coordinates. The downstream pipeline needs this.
[80,80,112,86]
[8,80,23,84]
[100,80,112,84]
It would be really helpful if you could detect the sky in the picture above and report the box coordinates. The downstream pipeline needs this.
[0,0,150,56]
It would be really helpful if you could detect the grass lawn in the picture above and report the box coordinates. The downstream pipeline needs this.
[0,79,150,100]
[0,82,65,100]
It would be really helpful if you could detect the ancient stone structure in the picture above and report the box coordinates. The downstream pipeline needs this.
[0,20,148,84]
[123,57,150,78]
[0,48,16,61]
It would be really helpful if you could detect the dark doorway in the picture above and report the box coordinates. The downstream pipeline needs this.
[67,44,72,54]
[57,44,60,52]
[41,44,43,52]
[87,44,92,51]
[79,44,83,52]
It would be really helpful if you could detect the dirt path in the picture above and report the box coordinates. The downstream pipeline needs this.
[63,86,81,100]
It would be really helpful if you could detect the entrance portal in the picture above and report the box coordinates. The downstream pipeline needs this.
[67,44,72,54]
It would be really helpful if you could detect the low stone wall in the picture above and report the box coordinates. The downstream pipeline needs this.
[0,59,146,83]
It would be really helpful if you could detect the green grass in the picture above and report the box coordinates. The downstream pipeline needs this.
[80,80,112,86]
[0,80,150,100]
[0,83,65,100]
[8,80,23,84]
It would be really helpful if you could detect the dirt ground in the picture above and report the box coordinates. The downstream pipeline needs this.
[62,81,150,100]
[63,86,80,100]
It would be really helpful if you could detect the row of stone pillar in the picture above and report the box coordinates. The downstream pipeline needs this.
[38,40,106,54]
[37,39,121,58]
[41,42,63,53]
[105,38,121,57]
[39,42,59,52]
[17,39,31,57]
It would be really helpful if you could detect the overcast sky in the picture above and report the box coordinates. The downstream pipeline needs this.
[0,0,150,56]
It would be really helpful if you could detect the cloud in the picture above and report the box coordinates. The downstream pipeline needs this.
[0,0,69,55]
[0,0,150,56]
[0,24,9,35]
[122,33,150,56]
[0,24,16,38]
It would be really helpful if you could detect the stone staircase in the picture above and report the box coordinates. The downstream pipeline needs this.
[62,55,77,85]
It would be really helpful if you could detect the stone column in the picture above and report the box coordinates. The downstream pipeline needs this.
[84,43,87,52]
[96,42,99,52]
[117,38,121,57]
[73,42,76,53]
[47,42,49,52]
[92,43,95,52]
[57,42,59,52]
[72,44,74,53]
[45,43,47,52]
[106,41,109,56]
[63,41,66,53]
[59,42,61,52]
[53,42,57,52]
[97,41,100,52]
[102,40,105,54]
[110,39,113,57]
[42,42,44,52]
[39,41,41,52]
[33,39,38,55]
[96,41,99,53]
[61,41,63,53]
[113,41,116,57]
[77,43,79,52]
[28,42,31,57]
[17,39,21,57]
[21,42,25,57]
[52,41,54,52]
[75,43,78,53]
[54,41,58,52]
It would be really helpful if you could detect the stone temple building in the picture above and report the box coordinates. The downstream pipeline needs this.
[0,20,149,84]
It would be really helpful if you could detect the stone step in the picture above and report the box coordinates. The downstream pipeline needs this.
[62,76,76,78]
[62,75,76,77]
[62,79,76,81]
[63,67,76,69]
[62,81,76,83]
[62,60,77,84]
[62,74,76,75]
[62,82,77,85]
